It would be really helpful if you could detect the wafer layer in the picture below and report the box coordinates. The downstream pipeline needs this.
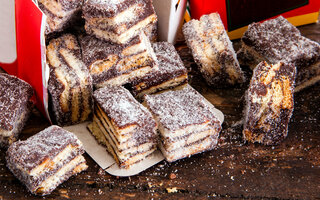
[89,86,158,168]
[47,34,93,126]
[80,32,158,88]
[130,42,188,99]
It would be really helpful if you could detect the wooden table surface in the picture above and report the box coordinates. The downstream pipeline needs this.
[1,22,320,200]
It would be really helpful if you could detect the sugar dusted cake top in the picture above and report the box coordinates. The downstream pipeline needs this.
[0,73,33,131]
[93,86,155,129]
[83,0,152,18]
[242,16,320,68]
[144,85,221,132]
[6,126,83,172]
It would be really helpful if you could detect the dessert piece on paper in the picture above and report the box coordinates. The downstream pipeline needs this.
[47,34,93,126]
[237,16,320,92]
[88,86,158,168]
[83,0,158,44]
[6,125,88,196]
[182,13,245,87]
[144,85,222,162]
[38,0,82,34]
[64,122,164,177]
[130,42,188,99]
[0,73,33,148]
[243,61,296,145]
[79,32,158,88]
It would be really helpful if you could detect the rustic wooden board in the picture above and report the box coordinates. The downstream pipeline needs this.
[0,23,319,200]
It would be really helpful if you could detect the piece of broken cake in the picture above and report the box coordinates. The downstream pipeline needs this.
[82,0,158,44]
[47,34,93,126]
[38,0,82,34]
[243,61,296,145]
[6,125,88,195]
[79,32,158,88]
[144,85,222,162]
[88,85,158,168]
[130,41,188,99]
[182,12,245,87]
[0,73,33,148]
[237,16,320,92]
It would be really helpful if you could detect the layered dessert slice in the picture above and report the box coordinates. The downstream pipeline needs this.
[80,32,158,88]
[47,34,93,126]
[182,13,245,87]
[130,42,188,99]
[144,85,222,162]
[38,0,82,34]
[88,86,158,168]
[0,73,33,148]
[237,16,320,92]
[83,0,157,44]
[243,61,296,145]
[6,125,88,195]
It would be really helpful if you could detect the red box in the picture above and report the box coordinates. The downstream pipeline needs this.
[189,0,320,39]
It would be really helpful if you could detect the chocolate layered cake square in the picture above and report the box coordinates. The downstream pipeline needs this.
[0,73,33,148]
[80,32,158,88]
[243,61,296,145]
[83,0,158,44]
[88,86,158,168]
[6,125,88,195]
[47,34,93,126]
[144,85,222,162]
[237,16,320,92]
[38,0,82,34]
[182,13,245,87]
[130,42,188,99]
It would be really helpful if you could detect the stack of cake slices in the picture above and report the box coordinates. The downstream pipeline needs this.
[182,13,245,87]
[88,86,158,168]
[79,32,158,88]
[6,125,88,195]
[0,73,33,148]
[38,0,82,34]
[82,0,158,44]
[130,42,188,99]
[237,16,320,92]
[47,34,93,126]
[144,85,222,162]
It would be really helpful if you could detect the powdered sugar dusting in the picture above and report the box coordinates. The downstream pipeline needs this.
[243,16,320,69]
[0,73,33,131]
[93,86,154,128]
[145,85,220,132]
[152,42,186,73]
[6,125,83,172]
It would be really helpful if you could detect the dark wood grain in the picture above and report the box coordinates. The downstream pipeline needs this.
[1,23,319,200]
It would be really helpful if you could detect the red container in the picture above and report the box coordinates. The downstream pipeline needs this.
[189,0,320,39]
